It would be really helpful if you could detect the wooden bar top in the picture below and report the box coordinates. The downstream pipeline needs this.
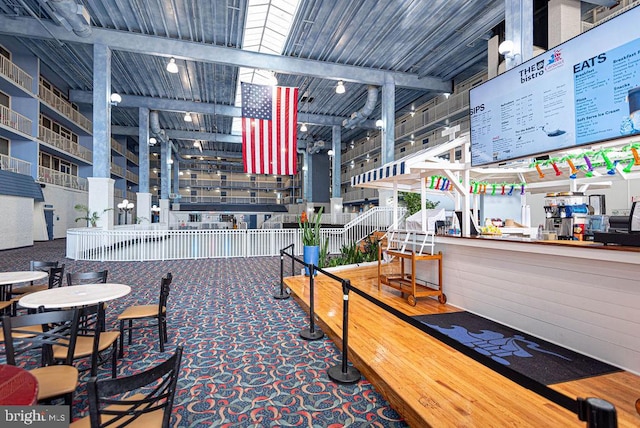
[284,263,640,427]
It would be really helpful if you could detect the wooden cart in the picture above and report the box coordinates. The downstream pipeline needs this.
[377,230,445,306]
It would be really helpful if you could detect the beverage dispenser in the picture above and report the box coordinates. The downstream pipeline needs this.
[543,192,589,240]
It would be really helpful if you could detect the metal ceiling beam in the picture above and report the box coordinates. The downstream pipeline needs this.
[111,125,242,143]
[73,91,358,127]
[0,16,451,92]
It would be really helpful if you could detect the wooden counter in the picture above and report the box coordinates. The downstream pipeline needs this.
[284,263,640,427]
[430,235,640,375]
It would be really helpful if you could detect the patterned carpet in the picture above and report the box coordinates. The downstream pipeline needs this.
[0,239,406,427]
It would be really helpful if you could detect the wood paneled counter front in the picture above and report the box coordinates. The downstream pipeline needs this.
[431,235,640,375]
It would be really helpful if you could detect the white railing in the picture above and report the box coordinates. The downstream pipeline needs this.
[38,166,88,190]
[38,85,92,133]
[0,55,33,93]
[66,207,402,261]
[39,126,92,162]
[1,153,31,175]
[0,104,32,135]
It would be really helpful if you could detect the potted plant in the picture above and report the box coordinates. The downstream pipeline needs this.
[74,204,111,228]
[299,207,323,275]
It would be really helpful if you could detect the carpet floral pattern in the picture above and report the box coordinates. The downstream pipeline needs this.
[0,240,406,427]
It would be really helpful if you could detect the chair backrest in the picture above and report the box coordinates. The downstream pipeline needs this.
[77,302,108,369]
[86,346,183,428]
[2,308,80,366]
[30,260,58,272]
[67,270,108,286]
[159,273,173,313]
[48,264,65,289]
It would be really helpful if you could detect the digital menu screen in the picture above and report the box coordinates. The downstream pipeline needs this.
[470,5,640,166]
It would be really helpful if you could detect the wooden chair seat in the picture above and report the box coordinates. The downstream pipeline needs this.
[53,331,120,359]
[117,305,165,320]
[70,394,165,427]
[0,324,43,341]
[30,365,79,401]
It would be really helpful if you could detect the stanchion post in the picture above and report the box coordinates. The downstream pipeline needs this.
[274,250,290,299]
[328,279,361,384]
[577,397,617,428]
[299,263,323,340]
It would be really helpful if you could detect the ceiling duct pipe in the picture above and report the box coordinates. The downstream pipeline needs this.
[307,140,325,154]
[342,86,378,129]
[44,0,92,38]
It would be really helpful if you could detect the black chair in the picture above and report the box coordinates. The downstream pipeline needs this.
[9,261,59,296]
[70,346,183,428]
[117,273,172,358]
[12,264,66,296]
[53,302,120,378]
[67,270,108,286]
[1,308,80,405]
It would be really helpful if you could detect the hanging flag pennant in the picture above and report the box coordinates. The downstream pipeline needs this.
[241,83,298,175]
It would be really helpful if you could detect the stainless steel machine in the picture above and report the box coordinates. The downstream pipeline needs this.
[543,192,589,240]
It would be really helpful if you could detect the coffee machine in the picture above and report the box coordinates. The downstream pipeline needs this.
[544,192,589,240]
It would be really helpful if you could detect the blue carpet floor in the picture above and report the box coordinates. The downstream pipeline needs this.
[0,239,406,427]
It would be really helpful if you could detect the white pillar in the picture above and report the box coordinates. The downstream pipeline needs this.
[548,0,581,48]
[136,192,152,224]
[88,177,115,229]
[330,197,343,224]
[159,198,170,227]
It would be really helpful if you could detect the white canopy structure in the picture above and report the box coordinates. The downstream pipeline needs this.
[351,131,640,236]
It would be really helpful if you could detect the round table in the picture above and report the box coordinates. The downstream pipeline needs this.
[0,364,38,405]
[0,271,48,301]
[18,283,131,309]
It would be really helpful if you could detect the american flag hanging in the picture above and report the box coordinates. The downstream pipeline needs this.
[241,83,298,175]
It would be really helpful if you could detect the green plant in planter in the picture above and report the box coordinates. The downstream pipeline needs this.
[74,204,112,227]
[400,192,439,216]
[299,207,323,246]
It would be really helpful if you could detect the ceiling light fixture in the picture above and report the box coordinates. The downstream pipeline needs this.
[300,123,308,132]
[166,57,179,73]
[109,93,122,106]
[498,40,520,60]
[148,137,157,146]
[375,119,383,128]
[335,80,345,94]
[184,112,193,122]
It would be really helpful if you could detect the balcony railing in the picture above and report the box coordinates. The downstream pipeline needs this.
[0,55,33,94]
[39,125,92,163]
[38,166,87,190]
[0,104,32,135]
[126,170,138,183]
[1,153,31,175]
[111,138,124,155]
[175,195,284,205]
[111,163,124,177]
[125,151,138,164]
[38,84,92,134]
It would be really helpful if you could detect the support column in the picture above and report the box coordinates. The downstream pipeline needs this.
[173,158,179,200]
[303,151,312,202]
[504,0,533,70]
[91,43,114,228]
[488,35,500,78]
[137,107,151,224]
[379,74,396,208]
[548,0,581,48]
[161,140,170,200]
[330,197,343,224]
[331,125,341,198]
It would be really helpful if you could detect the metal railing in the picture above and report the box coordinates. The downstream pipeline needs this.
[38,84,92,133]
[66,206,402,261]
[0,55,33,93]
[39,126,92,162]
[0,104,32,135]
[111,163,124,177]
[1,154,31,175]
[125,170,138,183]
[38,166,88,190]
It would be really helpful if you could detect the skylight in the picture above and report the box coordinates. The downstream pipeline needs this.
[232,0,300,135]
